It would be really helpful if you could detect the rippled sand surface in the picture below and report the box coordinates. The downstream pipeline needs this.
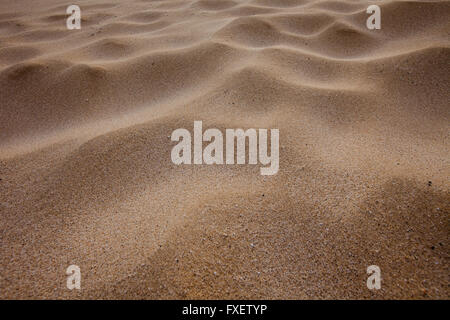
[0,0,449,299]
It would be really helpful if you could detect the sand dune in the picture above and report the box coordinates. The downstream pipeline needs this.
[0,0,449,299]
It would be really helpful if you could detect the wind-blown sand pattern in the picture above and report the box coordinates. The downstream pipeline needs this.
[0,0,449,299]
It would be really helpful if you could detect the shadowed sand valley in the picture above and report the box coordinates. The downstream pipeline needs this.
[0,0,449,299]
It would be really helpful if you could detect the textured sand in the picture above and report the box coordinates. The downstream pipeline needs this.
[0,0,449,299]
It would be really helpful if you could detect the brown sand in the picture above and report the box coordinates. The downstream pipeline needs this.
[0,0,449,299]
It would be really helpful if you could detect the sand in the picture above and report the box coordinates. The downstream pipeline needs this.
[0,0,449,299]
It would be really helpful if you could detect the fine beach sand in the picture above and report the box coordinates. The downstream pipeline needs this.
[0,0,449,299]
